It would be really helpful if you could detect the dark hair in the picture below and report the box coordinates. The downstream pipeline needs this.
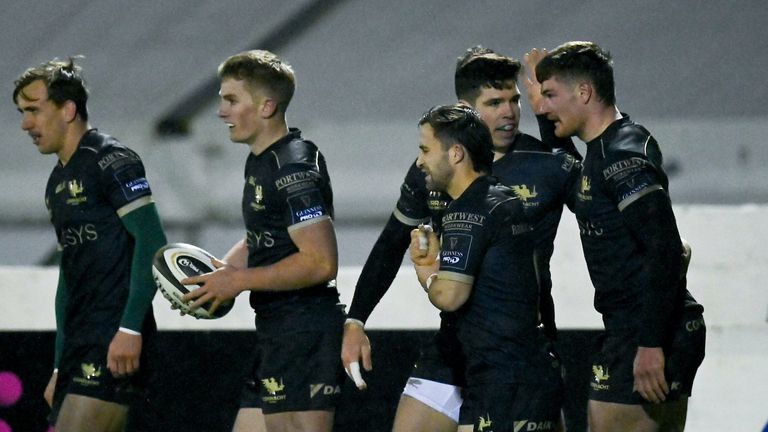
[536,41,616,106]
[454,46,522,102]
[218,50,296,113]
[13,57,89,121]
[418,104,494,174]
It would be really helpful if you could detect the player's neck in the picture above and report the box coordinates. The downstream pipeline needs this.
[579,105,621,143]
[447,169,484,200]
[58,121,91,166]
[249,120,290,156]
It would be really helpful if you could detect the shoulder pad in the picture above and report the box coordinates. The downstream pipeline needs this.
[80,130,123,153]
[609,123,663,166]
[271,138,320,168]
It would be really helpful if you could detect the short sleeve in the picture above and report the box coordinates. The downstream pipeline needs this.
[602,151,665,212]
[97,148,152,214]
[274,163,332,232]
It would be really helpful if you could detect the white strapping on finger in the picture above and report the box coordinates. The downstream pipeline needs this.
[345,361,367,389]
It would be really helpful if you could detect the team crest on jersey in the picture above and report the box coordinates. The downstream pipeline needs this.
[66,179,87,205]
[577,175,592,202]
[510,184,539,207]
[478,414,493,431]
[591,364,610,391]
[73,363,102,386]
[248,176,265,211]
[261,377,287,403]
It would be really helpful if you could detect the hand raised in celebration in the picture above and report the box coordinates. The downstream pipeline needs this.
[523,48,548,115]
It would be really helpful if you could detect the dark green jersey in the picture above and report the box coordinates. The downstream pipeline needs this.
[46,129,153,344]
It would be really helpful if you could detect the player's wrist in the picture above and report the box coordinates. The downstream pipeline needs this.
[344,318,365,329]
[118,327,141,336]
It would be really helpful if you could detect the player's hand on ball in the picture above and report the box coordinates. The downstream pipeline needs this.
[181,258,242,315]
[409,224,438,266]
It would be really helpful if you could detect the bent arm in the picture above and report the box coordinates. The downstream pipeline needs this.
[236,218,338,292]
[427,276,473,312]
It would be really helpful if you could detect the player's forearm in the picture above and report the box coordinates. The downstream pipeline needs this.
[234,248,337,292]
[222,238,248,269]
[536,114,582,161]
[347,214,412,323]
[427,278,471,312]
[120,202,167,331]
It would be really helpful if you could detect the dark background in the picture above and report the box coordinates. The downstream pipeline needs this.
[0,330,597,432]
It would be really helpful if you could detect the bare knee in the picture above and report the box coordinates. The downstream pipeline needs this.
[56,394,128,432]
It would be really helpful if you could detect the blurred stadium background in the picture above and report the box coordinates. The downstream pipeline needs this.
[0,1,766,431]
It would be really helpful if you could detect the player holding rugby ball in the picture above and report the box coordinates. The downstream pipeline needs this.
[180,50,344,432]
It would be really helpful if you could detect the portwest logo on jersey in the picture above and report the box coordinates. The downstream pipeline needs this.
[577,176,591,202]
[591,365,610,391]
[261,377,286,403]
[73,363,102,386]
[248,176,265,211]
[61,224,98,248]
[309,383,341,398]
[66,179,87,205]
[602,157,645,181]
[514,420,557,431]
[98,151,137,171]
[510,184,539,206]
[442,211,485,232]
[246,229,275,249]
[275,171,314,192]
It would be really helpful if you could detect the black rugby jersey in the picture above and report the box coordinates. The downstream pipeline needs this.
[45,129,153,344]
[491,132,581,337]
[574,115,702,339]
[438,176,546,384]
[241,128,338,312]
[394,160,450,231]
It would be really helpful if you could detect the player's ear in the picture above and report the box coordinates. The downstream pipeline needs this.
[577,81,593,104]
[62,100,78,123]
[260,97,279,119]
[450,144,465,164]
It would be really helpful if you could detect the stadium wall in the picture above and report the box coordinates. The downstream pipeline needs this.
[1,205,766,431]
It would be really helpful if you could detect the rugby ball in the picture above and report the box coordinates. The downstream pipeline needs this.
[152,243,234,319]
